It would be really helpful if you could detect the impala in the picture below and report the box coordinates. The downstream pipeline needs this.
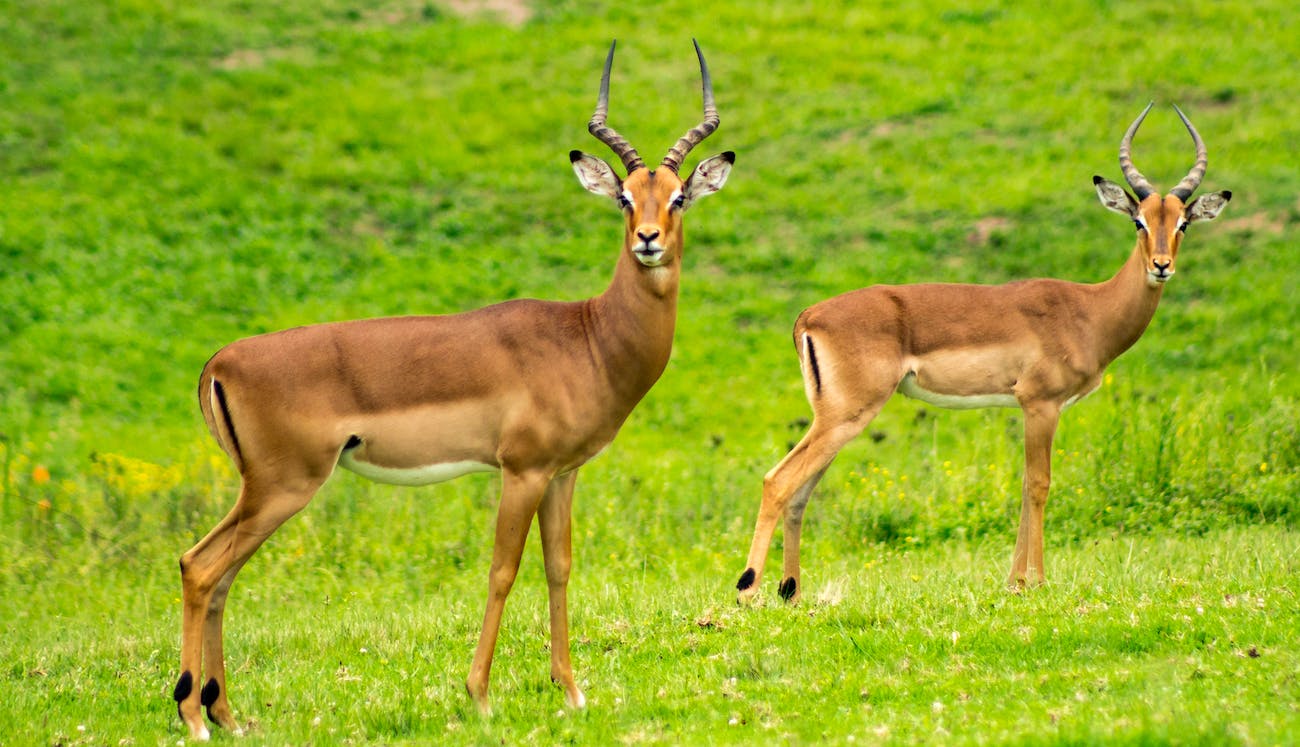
[736,103,1230,604]
[174,40,733,740]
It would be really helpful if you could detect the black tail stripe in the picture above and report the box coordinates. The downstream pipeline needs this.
[212,379,243,465]
[806,335,822,394]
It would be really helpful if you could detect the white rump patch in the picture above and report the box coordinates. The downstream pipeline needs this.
[897,372,1018,410]
[337,452,498,486]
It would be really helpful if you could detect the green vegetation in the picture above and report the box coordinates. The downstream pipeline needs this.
[2,1,1296,744]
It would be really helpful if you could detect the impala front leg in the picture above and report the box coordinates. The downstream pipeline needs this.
[467,468,550,714]
[1008,403,1059,589]
[537,470,585,709]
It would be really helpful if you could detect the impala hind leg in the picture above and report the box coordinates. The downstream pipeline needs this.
[466,468,550,714]
[1008,403,1060,589]
[737,418,866,605]
[778,466,829,603]
[176,477,321,739]
[537,470,585,709]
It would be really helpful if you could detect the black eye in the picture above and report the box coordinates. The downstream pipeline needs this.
[617,195,631,210]
[671,195,685,210]
[1178,221,1188,233]
[1133,219,1144,231]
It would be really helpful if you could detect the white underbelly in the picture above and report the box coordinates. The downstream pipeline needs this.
[337,451,498,486]
[897,372,1018,410]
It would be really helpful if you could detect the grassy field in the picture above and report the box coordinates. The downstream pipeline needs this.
[2,1,1298,744]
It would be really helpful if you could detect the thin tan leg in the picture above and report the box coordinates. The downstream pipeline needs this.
[537,470,584,708]
[176,478,320,739]
[779,466,829,603]
[1008,403,1059,589]
[737,418,864,604]
[199,558,250,733]
[465,468,550,714]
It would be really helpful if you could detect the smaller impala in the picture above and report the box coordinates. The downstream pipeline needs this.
[736,104,1230,604]
[174,41,733,740]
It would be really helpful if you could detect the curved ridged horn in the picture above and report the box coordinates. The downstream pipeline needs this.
[660,39,720,174]
[588,41,645,174]
[1169,104,1208,202]
[1118,101,1156,201]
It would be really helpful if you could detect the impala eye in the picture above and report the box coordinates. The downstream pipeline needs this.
[1133,219,1144,231]
[1178,221,1189,233]
[617,193,632,210]
[671,194,685,210]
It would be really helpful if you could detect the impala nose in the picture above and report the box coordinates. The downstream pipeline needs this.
[1153,259,1171,274]
[636,227,660,244]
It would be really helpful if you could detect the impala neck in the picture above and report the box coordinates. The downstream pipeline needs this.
[1093,240,1166,365]
[587,241,681,397]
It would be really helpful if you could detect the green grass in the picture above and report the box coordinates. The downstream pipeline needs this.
[2,0,1298,744]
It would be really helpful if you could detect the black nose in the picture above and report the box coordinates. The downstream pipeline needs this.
[1153,259,1171,272]
[637,228,660,243]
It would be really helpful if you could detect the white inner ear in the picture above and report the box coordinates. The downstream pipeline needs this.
[572,154,622,201]
[682,155,733,210]
[1187,191,1230,223]
[1094,179,1138,218]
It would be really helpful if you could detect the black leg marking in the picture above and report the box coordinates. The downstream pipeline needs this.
[736,568,756,591]
[778,577,797,601]
[200,677,220,707]
[202,678,224,726]
[173,670,193,702]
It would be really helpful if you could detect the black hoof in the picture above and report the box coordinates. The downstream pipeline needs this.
[778,577,797,601]
[736,568,756,591]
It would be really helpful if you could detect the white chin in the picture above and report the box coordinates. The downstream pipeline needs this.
[1147,273,1172,287]
[635,251,666,267]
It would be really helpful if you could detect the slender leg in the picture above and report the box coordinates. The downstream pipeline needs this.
[537,470,585,708]
[779,466,829,603]
[199,558,251,733]
[1008,403,1059,589]
[176,477,320,740]
[465,468,550,714]
[737,418,865,605]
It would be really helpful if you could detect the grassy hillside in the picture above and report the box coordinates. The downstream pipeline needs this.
[2,1,1297,744]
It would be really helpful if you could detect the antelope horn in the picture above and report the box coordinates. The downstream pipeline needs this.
[588,41,645,174]
[1118,101,1156,201]
[660,39,720,174]
[1169,103,1208,202]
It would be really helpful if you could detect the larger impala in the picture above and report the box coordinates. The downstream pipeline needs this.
[174,41,733,740]
[736,104,1230,604]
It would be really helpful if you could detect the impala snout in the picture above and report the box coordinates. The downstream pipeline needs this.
[633,224,667,265]
[1147,255,1175,286]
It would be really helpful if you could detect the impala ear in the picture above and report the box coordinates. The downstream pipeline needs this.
[570,150,623,203]
[680,151,735,210]
[1093,175,1139,219]
[1185,190,1232,223]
